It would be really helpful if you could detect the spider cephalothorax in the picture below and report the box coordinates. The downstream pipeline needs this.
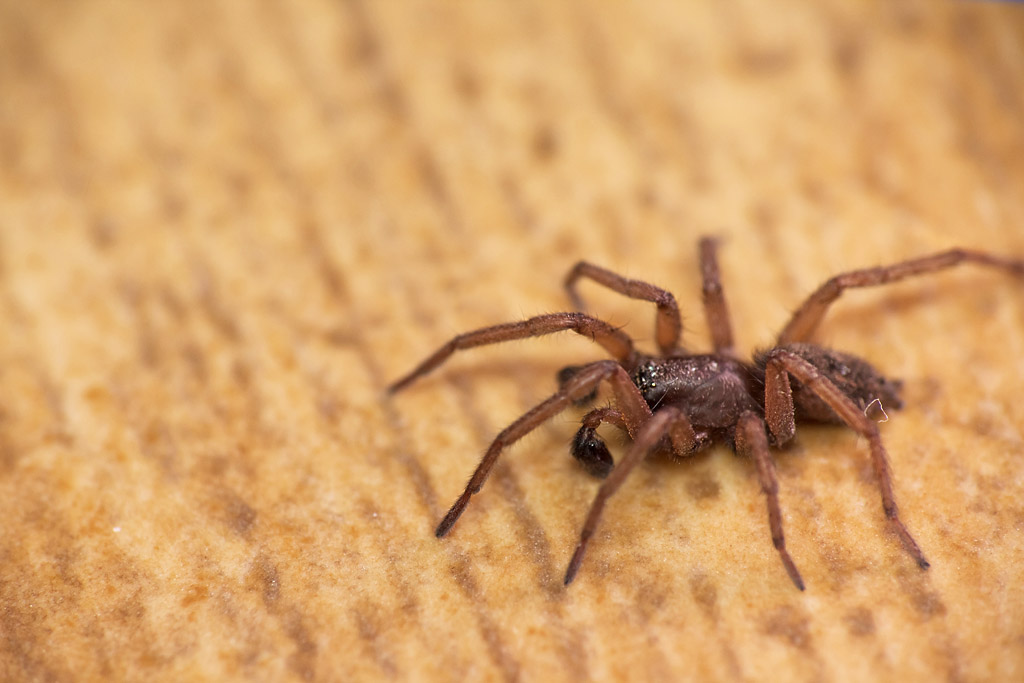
[389,238,1023,589]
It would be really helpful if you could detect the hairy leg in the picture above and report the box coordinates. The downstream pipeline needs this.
[388,312,636,393]
[564,261,682,355]
[572,402,701,478]
[777,248,1024,344]
[564,407,697,585]
[699,237,736,355]
[763,349,929,570]
[435,361,653,537]
[735,411,805,590]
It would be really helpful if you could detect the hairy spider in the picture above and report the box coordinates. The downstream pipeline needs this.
[388,238,1023,589]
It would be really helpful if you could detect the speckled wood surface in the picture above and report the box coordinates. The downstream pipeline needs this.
[1,1,1023,681]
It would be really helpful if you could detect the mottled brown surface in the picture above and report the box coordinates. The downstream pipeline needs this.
[1,1,1024,681]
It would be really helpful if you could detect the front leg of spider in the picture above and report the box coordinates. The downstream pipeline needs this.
[434,360,653,538]
[387,311,637,394]
[564,261,682,354]
[564,407,697,585]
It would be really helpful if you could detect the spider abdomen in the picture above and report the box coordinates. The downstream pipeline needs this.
[755,343,904,424]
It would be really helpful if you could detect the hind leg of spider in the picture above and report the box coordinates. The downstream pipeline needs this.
[778,248,1024,345]
[763,349,929,570]
[564,407,698,585]
[564,262,682,355]
[435,360,653,537]
[388,312,636,393]
[735,411,805,590]
[699,236,736,355]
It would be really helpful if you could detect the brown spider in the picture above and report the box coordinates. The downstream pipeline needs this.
[388,238,1024,590]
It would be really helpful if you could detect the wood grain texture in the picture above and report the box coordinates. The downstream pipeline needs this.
[1,0,1023,681]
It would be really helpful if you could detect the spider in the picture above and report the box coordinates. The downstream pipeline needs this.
[388,237,1023,590]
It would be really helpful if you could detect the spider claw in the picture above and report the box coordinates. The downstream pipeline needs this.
[434,516,455,538]
[435,494,471,537]
[778,548,806,591]
[564,545,586,586]
[889,518,929,570]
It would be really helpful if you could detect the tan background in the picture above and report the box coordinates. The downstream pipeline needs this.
[2,1,1024,681]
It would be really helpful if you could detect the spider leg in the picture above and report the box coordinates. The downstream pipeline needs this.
[699,236,736,355]
[435,360,653,537]
[763,349,930,570]
[581,406,628,430]
[667,408,701,456]
[557,364,602,405]
[564,262,682,355]
[777,248,1024,344]
[564,406,697,585]
[735,411,805,591]
[571,405,701,479]
[388,312,635,393]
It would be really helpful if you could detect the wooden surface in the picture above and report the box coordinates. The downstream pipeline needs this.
[2,1,1024,681]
